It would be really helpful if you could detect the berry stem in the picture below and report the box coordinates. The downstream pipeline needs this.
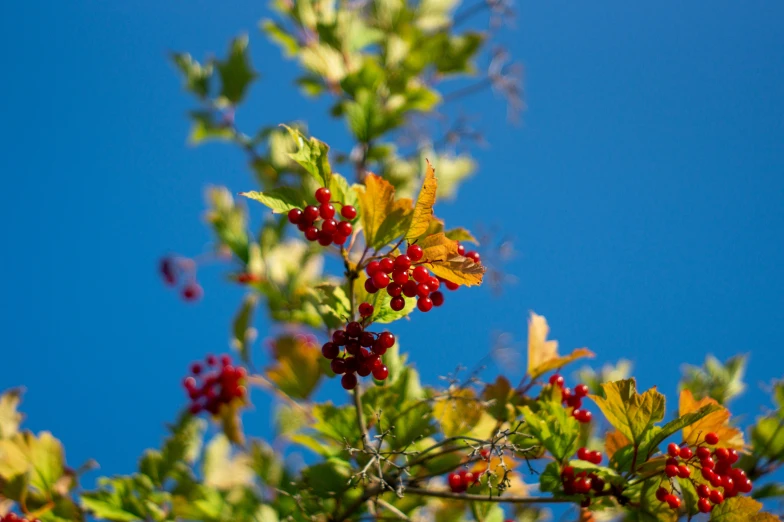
[352,386,369,449]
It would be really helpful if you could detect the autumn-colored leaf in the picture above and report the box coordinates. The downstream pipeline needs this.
[679,389,744,450]
[710,496,778,522]
[605,429,631,459]
[406,159,438,240]
[219,400,246,446]
[433,388,485,438]
[0,389,23,439]
[418,232,460,262]
[355,173,413,248]
[527,312,595,379]
[266,335,323,400]
[589,379,665,445]
[429,255,485,287]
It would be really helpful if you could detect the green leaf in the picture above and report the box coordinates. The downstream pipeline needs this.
[681,354,747,405]
[750,416,784,461]
[520,402,580,462]
[0,431,64,496]
[328,173,361,221]
[0,388,23,439]
[302,457,352,496]
[645,403,721,459]
[171,53,212,99]
[231,294,258,364]
[312,282,351,328]
[444,227,478,244]
[470,502,504,522]
[250,440,284,487]
[589,379,665,446]
[625,478,677,522]
[216,35,258,104]
[311,403,358,445]
[240,186,307,214]
[710,497,777,522]
[354,274,416,324]
[261,20,300,57]
[188,111,233,144]
[282,125,332,187]
[275,403,309,438]
[751,482,784,500]
[81,493,141,522]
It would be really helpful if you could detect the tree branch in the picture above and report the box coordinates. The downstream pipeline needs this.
[403,487,573,504]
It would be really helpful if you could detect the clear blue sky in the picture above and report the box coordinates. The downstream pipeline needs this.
[1,0,783,491]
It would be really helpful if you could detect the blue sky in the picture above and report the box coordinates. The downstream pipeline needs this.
[1,0,783,495]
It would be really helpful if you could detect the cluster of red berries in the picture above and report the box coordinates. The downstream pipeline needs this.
[160,256,202,301]
[549,374,592,423]
[446,449,490,493]
[561,465,606,501]
[322,317,393,389]
[577,447,603,465]
[182,354,247,415]
[287,188,356,246]
[1,515,40,522]
[656,432,751,513]
[364,243,477,313]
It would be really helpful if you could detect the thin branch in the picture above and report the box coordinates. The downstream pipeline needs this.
[377,498,411,521]
[403,487,573,504]
[354,386,370,449]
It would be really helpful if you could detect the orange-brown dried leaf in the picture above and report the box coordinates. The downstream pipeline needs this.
[679,389,744,450]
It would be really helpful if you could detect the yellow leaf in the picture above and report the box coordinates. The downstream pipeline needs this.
[407,159,438,240]
[266,335,323,400]
[605,429,632,459]
[433,388,484,437]
[590,379,666,445]
[710,496,778,522]
[355,173,413,248]
[429,256,485,287]
[419,232,459,262]
[679,390,744,450]
[203,434,253,489]
[527,312,594,379]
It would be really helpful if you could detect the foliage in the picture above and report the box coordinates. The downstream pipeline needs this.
[1,1,782,522]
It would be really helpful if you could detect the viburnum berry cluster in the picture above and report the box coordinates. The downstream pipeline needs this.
[548,373,593,423]
[322,315,393,389]
[364,242,477,313]
[1,514,40,522]
[182,354,247,415]
[560,465,606,507]
[655,432,752,513]
[446,449,490,493]
[160,255,202,301]
[287,187,356,246]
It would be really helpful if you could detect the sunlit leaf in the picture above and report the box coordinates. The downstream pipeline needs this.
[240,187,307,213]
[710,496,778,522]
[265,335,323,399]
[521,401,580,462]
[605,430,631,460]
[0,431,64,496]
[216,35,258,104]
[428,255,485,287]
[433,388,484,437]
[0,389,23,439]
[260,19,300,57]
[231,294,258,364]
[355,173,413,248]
[282,125,332,187]
[527,312,594,379]
[679,389,744,450]
[589,379,665,445]
[203,434,253,490]
[406,159,437,240]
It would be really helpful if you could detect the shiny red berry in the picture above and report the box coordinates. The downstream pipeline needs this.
[321,219,337,233]
[372,364,389,380]
[656,487,669,502]
[407,244,423,261]
[714,448,730,461]
[417,296,433,312]
[341,373,357,390]
[305,226,319,241]
[387,282,403,297]
[696,484,710,498]
[394,255,411,271]
[346,321,362,337]
[445,280,459,290]
[359,302,374,317]
[191,363,202,375]
[322,342,339,359]
[549,374,565,387]
[303,205,319,221]
[667,443,680,457]
[333,330,348,345]
[402,280,418,297]
[574,384,589,397]
[372,271,390,289]
[577,447,590,460]
[319,203,335,219]
[416,283,431,297]
[466,251,480,263]
[709,490,724,504]
[341,205,357,219]
[288,208,303,224]
[679,447,693,459]
[697,446,711,460]
[665,465,679,478]
[337,221,352,236]
[315,187,331,204]
[390,296,405,311]
[364,278,378,294]
[705,432,720,445]
[360,332,375,347]
[366,260,381,276]
[448,472,463,492]
[412,266,429,282]
[589,451,602,464]
[701,457,715,469]
[665,494,681,510]
[457,243,465,256]
[379,332,395,348]
[379,258,395,273]
[573,409,592,423]
[333,234,348,246]
[698,498,712,513]
[392,269,409,285]
[677,465,691,478]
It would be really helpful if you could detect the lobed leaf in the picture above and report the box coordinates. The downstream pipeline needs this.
[527,312,594,379]
[240,186,307,214]
[679,389,744,449]
[589,379,665,446]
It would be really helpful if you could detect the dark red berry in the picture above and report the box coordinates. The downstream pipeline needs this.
[457,243,465,256]
[394,255,411,271]
[321,219,337,233]
[589,451,602,464]
[344,356,359,373]
[702,468,717,483]
[364,278,378,294]
[387,282,403,297]
[431,291,444,306]
[448,472,463,492]
[333,330,348,345]
[322,342,339,359]
[191,363,202,375]
[390,296,405,311]
[319,203,335,219]
[372,271,390,289]
[407,244,423,261]
[574,477,592,494]
[337,221,352,236]
[379,257,395,273]
[709,490,723,504]
[346,322,362,337]
[667,443,680,457]
[221,354,232,366]
[341,205,357,219]
[341,373,357,390]
[182,283,203,301]
[345,340,360,355]
[315,187,331,204]
[372,340,387,356]
[402,280,418,297]
[392,269,409,285]
[305,226,319,241]
[360,331,375,347]
[357,362,372,377]
[359,302,374,317]
[574,384,589,397]
[333,234,348,245]
[288,208,303,224]
[318,230,333,246]
[698,498,712,513]
[303,205,320,221]
[705,432,720,445]
[417,296,433,312]
[366,261,381,276]
[372,364,389,380]
[656,487,669,502]
[379,332,395,348]
[297,220,311,231]
[697,446,711,460]
[412,266,429,282]
[738,478,753,493]
[206,354,217,366]
[679,447,693,460]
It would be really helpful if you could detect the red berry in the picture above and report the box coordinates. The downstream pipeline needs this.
[337,221,352,236]
[332,330,348,345]
[416,283,431,297]
[402,280,418,297]
[390,296,405,311]
[322,342,339,359]
[191,363,202,375]
[448,472,463,492]
[445,280,459,290]
[341,205,357,219]
[221,354,232,366]
[427,276,440,291]
[317,230,333,246]
[315,187,331,204]
[288,208,303,224]
[698,498,712,513]
[344,356,359,373]
[727,449,739,464]
[303,205,319,221]
[360,332,375,347]
[182,283,203,301]
[297,220,311,231]
[709,490,724,504]
[457,243,465,256]
[366,261,381,276]
[359,302,374,317]
[590,451,602,464]
[379,332,395,348]
[656,487,669,502]
[696,484,710,498]
[679,447,693,460]
[562,465,575,478]
[697,447,711,460]
[189,403,203,415]
[346,322,362,337]
[372,364,389,380]
[345,340,360,355]
[431,291,444,307]
[160,258,177,285]
[206,354,216,366]
[677,465,691,478]
[357,361,372,377]
[183,376,197,390]
[387,282,403,297]
[566,396,583,409]
[379,257,395,273]
[730,468,747,482]
[412,266,429,282]
[573,409,592,423]
[407,244,423,261]
[705,432,720,445]
[549,374,565,387]
[319,203,335,219]
[591,476,605,492]
[305,226,319,241]
[701,457,715,469]
[333,234,348,246]
[372,271,390,289]
[321,219,337,233]
[664,494,681,510]
[364,278,378,294]
[392,269,409,285]
[702,468,717,483]
[665,465,679,478]
[417,296,433,312]
[372,340,387,356]
[394,255,411,271]
[714,448,730,461]
[738,478,753,493]
[466,251,480,263]
[341,373,357,390]
[574,477,592,494]
[462,471,475,487]
[715,459,731,475]
[574,384,589,397]
[666,457,678,467]
[667,443,680,457]
[577,447,590,461]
